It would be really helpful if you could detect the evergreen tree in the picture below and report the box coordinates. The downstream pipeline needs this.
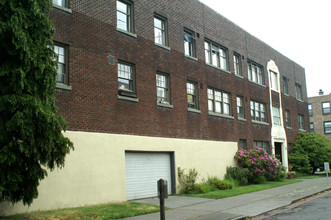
[0,0,73,205]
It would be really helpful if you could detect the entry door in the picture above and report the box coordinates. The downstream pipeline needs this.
[275,142,282,163]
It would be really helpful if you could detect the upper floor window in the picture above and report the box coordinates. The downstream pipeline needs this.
[154,15,167,46]
[298,114,304,130]
[207,88,231,115]
[250,101,267,122]
[187,82,198,109]
[324,121,331,134]
[118,61,135,95]
[54,43,68,85]
[309,123,314,132]
[322,102,331,114]
[233,53,242,76]
[282,76,289,95]
[204,41,228,71]
[53,0,68,7]
[156,73,170,104]
[248,61,264,85]
[308,104,313,116]
[184,29,196,58]
[295,83,303,101]
[270,71,279,91]
[237,96,245,119]
[285,110,291,128]
[272,106,281,125]
[117,0,134,33]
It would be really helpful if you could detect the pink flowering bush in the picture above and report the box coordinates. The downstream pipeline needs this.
[235,147,282,181]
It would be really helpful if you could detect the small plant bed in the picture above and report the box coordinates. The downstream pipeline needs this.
[0,202,160,220]
[181,179,301,199]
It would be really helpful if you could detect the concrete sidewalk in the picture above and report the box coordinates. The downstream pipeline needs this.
[124,177,330,220]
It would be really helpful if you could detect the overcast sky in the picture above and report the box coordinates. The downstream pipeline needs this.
[200,0,331,97]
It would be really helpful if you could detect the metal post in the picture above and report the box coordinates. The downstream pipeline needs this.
[158,179,165,220]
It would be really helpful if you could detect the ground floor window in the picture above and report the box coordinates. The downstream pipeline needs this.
[253,140,270,154]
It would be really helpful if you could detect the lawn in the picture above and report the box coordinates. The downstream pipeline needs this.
[0,202,160,220]
[182,179,302,199]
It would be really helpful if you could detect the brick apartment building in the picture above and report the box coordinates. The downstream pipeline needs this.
[1,0,309,215]
[308,90,331,139]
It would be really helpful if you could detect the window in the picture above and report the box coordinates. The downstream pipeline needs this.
[272,106,281,125]
[309,123,314,132]
[285,110,291,128]
[54,44,68,84]
[207,88,231,115]
[239,139,247,150]
[248,61,264,85]
[298,114,304,130]
[154,15,167,46]
[156,73,170,104]
[204,41,228,71]
[324,121,331,134]
[282,76,289,95]
[187,82,198,109]
[117,0,133,33]
[118,61,135,94]
[53,0,68,7]
[237,96,245,119]
[308,104,313,116]
[184,29,196,58]
[250,101,267,122]
[253,141,270,154]
[233,53,242,76]
[295,83,303,100]
[270,71,279,91]
[322,102,331,114]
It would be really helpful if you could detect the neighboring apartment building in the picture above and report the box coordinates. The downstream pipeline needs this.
[1,0,308,215]
[308,90,331,139]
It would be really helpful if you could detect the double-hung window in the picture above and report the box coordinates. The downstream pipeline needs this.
[248,61,264,85]
[118,61,135,95]
[270,71,279,91]
[324,121,331,134]
[117,0,134,33]
[233,53,242,76]
[239,139,247,150]
[309,123,314,132]
[154,15,167,46]
[236,96,245,119]
[156,73,170,104]
[204,41,228,71]
[298,114,304,130]
[295,83,303,101]
[285,110,291,128]
[53,0,68,7]
[272,106,281,125]
[282,76,289,95]
[322,102,331,114]
[208,88,231,115]
[254,141,270,154]
[250,101,267,122]
[187,82,198,109]
[308,104,313,116]
[184,29,196,58]
[54,43,68,85]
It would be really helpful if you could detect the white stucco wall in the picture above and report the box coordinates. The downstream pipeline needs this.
[0,131,237,216]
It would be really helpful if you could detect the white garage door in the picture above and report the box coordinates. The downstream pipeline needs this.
[125,152,172,200]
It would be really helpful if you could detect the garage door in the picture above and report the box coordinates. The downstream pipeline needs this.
[125,152,172,200]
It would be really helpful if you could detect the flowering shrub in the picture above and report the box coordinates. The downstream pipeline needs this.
[235,147,281,181]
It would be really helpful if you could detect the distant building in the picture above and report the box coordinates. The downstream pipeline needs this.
[308,90,331,139]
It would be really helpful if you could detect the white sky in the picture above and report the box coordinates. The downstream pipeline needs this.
[200,0,331,97]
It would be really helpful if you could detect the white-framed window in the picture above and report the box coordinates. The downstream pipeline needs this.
[270,71,279,91]
[322,102,331,114]
[282,76,289,95]
[156,73,170,104]
[285,110,291,128]
[54,43,68,85]
[207,88,231,115]
[118,61,135,94]
[154,15,167,46]
[295,83,303,101]
[184,29,196,58]
[272,106,281,125]
[237,96,245,119]
[298,114,304,130]
[309,123,314,132]
[233,53,241,76]
[204,41,228,71]
[117,0,134,33]
[187,82,198,109]
[53,0,68,7]
[308,104,313,116]
[324,121,331,134]
[248,61,264,85]
[250,101,267,122]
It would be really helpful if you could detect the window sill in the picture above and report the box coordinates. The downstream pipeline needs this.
[248,79,266,88]
[208,112,234,120]
[299,129,306,132]
[296,99,304,102]
[238,117,247,122]
[52,4,72,13]
[235,74,244,79]
[286,127,292,130]
[56,83,72,90]
[117,95,139,103]
[185,55,198,61]
[252,120,269,126]
[116,28,137,38]
[188,108,201,114]
[154,43,171,51]
[284,93,289,97]
[157,103,173,109]
[205,63,231,74]
[271,88,280,93]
